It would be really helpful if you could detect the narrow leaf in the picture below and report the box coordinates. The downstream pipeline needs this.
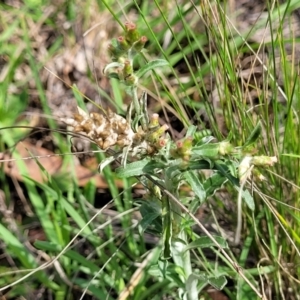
[184,171,206,204]
[106,72,120,80]
[186,159,212,171]
[185,274,200,299]
[203,172,228,197]
[116,158,164,178]
[72,84,86,110]
[161,196,172,259]
[186,274,208,295]
[139,200,162,234]
[208,276,227,290]
[135,59,169,79]
[192,144,219,158]
[98,156,116,173]
[184,236,228,252]
[103,61,123,74]
[241,189,255,211]
[185,125,197,137]
[243,121,262,148]
[34,241,62,252]
[64,249,100,273]
[281,153,300,158]
[214,161,240,186]
[0,224,59,289]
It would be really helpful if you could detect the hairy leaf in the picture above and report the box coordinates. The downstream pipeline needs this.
[98,156,116,173]
[184,236,228,252]
[139,200,162,234]
[203,172,228,197]
[241,188,255,211]
[115,158,164,177]
[135,59,169,79]
[208,276,227,290]
[243,121,262,148]
[161,196,172,260]
[184,171,206,204]
[192,143,220,158]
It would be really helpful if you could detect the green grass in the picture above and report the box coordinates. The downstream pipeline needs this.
[0,0,300,299]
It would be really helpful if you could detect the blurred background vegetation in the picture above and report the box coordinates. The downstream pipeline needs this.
[1,0,300,299]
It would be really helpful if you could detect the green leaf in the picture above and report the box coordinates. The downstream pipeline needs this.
[139,200,162,234]
[184,171,206,204]
[0,19,19,43]
[184,236,228,252]
[243,121,262,148]
[165,165,182,182]
[281,153,300,158]
[237,275,258,299]
[192,143,220,158]
[208,276,227,290]
[161,196,172,260]
[98,156,117,173]
[153,260,168,278]
[185,274,201,299]
[0,224,38,268]
[0,224,59,290]
[214,161,240,186]
[74,278,115,300]
[185,125,197,137]
[135,59,169,79]
[203,172,228,197]
[71,84,85,110]
[149,261,185,287]
[241,189,255,211]
[64,249,100,274]
[103,61,124,73]
[115,158,164,178]
[34,241,62,252]
[186,159,212,171]
[186,274,208,295]
[106,72,120,80]
[61,199,94,236]
[193,130,214,146]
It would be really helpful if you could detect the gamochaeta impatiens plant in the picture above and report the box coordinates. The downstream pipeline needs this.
[64,22,276,299]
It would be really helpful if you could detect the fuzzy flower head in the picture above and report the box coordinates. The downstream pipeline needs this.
[170,136,193,161]
[63,107,135,150]
[63,107,169,158]
[238,155,277,184]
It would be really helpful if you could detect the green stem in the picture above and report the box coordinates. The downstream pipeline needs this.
[164,173,198,300]
[131,86,147,130]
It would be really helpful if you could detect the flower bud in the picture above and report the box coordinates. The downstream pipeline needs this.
[238,156,253,184]
[117,36,130,51]
[133,36,147,52]
[81,119,93,133]
[122,60,133,79]
[170,137,193,161]
[218,141,234,155]
[107,43,120,60]
[251,156,277,167]
[74,113,84,123]
[147,124,169,143]
[155,137,168,149]
[90,112,105,126]
[124,74,138,86]
[124,22,140,44]
[108,42,127,61]
[252,168,266,182]
[149,113,159,128]
[178,136,193,152]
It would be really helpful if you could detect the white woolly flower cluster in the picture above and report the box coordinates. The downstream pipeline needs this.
[63,107,136,150]
[63,107,169,158]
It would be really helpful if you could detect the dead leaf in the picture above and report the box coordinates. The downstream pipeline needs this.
[1,141,122,188]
